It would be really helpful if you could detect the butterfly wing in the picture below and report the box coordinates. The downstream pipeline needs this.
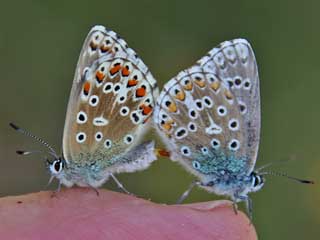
[63,26,158,172]
[198,39,260,172]
[154,39,260,180]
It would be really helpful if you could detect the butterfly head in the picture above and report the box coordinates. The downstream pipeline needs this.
[47,157,66,177]
[249,171,265,193]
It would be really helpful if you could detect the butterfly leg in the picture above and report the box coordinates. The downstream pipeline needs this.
[177,181,202,204]
[110,173,131,195]
[234,193,253,222]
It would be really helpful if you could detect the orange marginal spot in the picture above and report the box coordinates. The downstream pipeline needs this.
[89,41,98,51]
[175,90,185,101]
[141,104,153,115]
[168,101,177,112]
[127,79,138,87]
[110,64,122,75]
[96,71,105,83]
[156,149,171,158]
[136,87,146,97]
[211,81,220,91]
[83,82,91,95]
[194,79,206,88]
[224,90,233,100]
[121,66,130,77]
[100,45,110,53]
[184,82,193,91]
[161,120,173,131]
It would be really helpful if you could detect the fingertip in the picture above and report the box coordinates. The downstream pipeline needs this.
[0,189,257,240]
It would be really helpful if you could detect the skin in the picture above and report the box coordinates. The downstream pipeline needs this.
[0,189,257,240]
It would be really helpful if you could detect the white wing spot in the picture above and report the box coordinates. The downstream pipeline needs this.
[201,147,209,155]
[120,106,129,116]
[188,109,198,119]
[124,134,134,144]
[203,96,213,108]
[217,106,227,116]
[175,127,188,139]
[243,79,251,90]
[206,114,222,135]
[181,146,191,156]
[95,132,103,142]
[228,119,239,131]
[195,99,204,111]
[192,160,201,170]
[229,139,240,151]
[89,95,99,107]
[188,122,197,132]
[76,132,86,143]
[104,139,112,149]
[76,111,87,124]
[93,117,109,126]
[211,139,220,149]
[103,82,114,94]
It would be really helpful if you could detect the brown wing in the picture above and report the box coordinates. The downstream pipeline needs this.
[62,26,158,166]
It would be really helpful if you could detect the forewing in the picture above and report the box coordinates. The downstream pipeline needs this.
[63,26,158,167]
[198,39,260,172]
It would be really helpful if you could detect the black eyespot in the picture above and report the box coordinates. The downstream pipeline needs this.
[101,67,105,71]
[189,123,195,130]
[104,84,112,91]
[196,101,202,109]
[235,78,241,86]
[240,104,246,112]
[165,101,171,107]
[78,113,85,121]
[121,108,128,114]
[244,81,250,88]
[219,108,225,114]
[230,141,238,149]
[78,134,84,141]
[176,129,186,137]
[114,85,120,91]
[230,121,237,128]
[190,110,196,117]
[91,98,97,104]
[120,96,125,101]
[126,136,132,142]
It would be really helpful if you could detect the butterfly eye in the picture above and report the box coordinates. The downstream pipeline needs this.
[49,160,64,175]
[192,161,201,170]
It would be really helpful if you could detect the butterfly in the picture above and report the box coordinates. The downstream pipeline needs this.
[11,25,159,192]
[153,39,313,219]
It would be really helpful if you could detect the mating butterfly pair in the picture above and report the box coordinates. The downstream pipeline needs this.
[11,25,312,219]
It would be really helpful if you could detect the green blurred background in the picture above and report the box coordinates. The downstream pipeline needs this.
[0,0,319,238]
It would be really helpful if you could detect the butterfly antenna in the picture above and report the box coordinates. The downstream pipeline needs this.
[9,122,59,158]
[260,171,314,184]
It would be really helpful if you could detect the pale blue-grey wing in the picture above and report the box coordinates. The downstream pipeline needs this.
[198,39,260,173]
[154,63,248,181]
[63,26,158,172]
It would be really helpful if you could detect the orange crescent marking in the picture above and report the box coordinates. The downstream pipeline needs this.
[96,71,105,82]
[127,79,138,87]
[141,104,153,115]
[121,67,130,77]
[83,82,91,95]
[100,45,110,52]
[110,64,122,75]
[136,87,146,97]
